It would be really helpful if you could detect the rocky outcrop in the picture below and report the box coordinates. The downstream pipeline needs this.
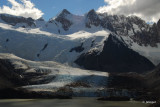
[75,34,155,73]
[0,14,35,27]
[70,43,84,53]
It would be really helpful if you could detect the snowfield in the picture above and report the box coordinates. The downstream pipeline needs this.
[0,23,110,66]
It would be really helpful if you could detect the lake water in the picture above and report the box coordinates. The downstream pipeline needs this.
[0,98,149,107]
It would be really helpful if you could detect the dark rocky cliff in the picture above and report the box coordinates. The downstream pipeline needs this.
[75,34,155,73]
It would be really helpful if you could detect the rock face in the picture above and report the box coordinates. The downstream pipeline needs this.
[0,57,52,89]
[0,59,23,89]
[75,34,155,73]
[0,14,35,27]
[85,9,101,28]
[99,14,160,47]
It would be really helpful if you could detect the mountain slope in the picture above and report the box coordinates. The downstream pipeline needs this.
[75,34,155,73]
[0,24,109,65]
[145,63,160,90]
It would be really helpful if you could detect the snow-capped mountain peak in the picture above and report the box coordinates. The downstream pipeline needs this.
[47,9,73,31]
[58,9,71,17]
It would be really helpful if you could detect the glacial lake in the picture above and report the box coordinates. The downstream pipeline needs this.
[0,98,149,107]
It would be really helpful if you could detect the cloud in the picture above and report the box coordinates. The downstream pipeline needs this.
[97,0,160,22]
[0,0,44,19]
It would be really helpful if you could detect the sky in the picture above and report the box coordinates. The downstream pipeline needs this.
[0,0,160,22]
[0,0,105,20]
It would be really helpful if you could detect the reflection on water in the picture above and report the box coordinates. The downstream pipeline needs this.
[0,98,149,107]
